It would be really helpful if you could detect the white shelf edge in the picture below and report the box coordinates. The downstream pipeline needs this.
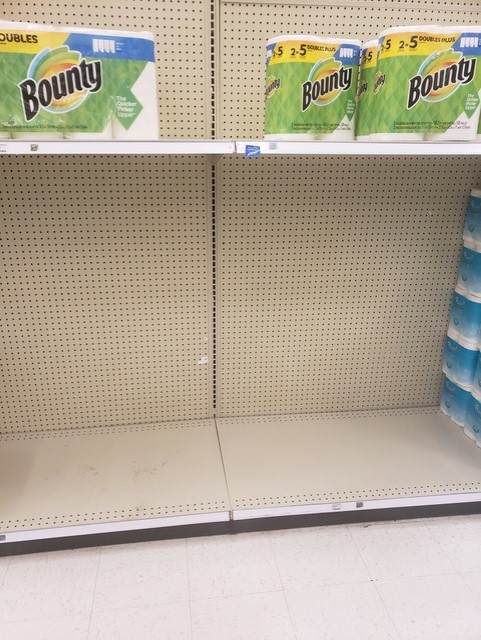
[2,139,481,157]
[0,140,235,156]
[232,492,481,521]
[236,140,481,156]
[0,511,230,544]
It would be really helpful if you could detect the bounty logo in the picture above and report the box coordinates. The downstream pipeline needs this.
[373,72,385,94]
[265,76,281,99]
[301,58,352,111]
[407,49,476,110]
[356,81,368,100]
[18,46,102,122]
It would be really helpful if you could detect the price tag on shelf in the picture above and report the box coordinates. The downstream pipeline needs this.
[0,144,8,154]
[245,144,261,158]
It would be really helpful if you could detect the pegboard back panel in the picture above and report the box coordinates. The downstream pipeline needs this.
[219,0,481,137]
[1,1,211,138]
[216,156,481,417]
[0,156,212,433]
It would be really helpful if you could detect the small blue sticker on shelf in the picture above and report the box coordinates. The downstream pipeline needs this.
[245,145,261,158]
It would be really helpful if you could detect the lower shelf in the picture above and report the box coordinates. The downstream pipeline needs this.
[217,408,481,520]
[1,408,481,545]
[0,419,230,543]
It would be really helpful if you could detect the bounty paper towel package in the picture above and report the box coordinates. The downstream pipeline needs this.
[264,35,361,140]
[463,189,481,249]
[464,395,481,445]
[442,334,478,387]
[425,25,481,141]
[0,21,158,140]
[355,39,378,141]
[457,244,481,297]
[372,25,481,141]
[448,288,481,346]
[440,375,471,426]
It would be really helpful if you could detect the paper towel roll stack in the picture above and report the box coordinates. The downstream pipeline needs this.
[370,25,440,141]
[425,25,481,142]
[264,35,361,140]
[368,24,481,141]
[440,375,472,426]
[442,189,481,447]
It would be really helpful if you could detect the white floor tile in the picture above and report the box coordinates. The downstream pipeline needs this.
[461,570,481,597]
[425,515,481,572]
[187,532,281,600]
[88,602,191,640]
[191,591,295,640]
[0,556,10,585]
[93,540,189,612]
[0,548,99,622]
[269,525,370,589]
[286,581,399,640]
[377,573,481,640]
[349,520,456,579]
[0,614,89,640]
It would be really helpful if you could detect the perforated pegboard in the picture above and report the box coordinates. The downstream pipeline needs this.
[216,155,481,416]
[1,0,212,138]
[219,0,481,137]
[0,156,213,432]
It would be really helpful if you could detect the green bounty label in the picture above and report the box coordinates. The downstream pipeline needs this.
[264,38,361,138]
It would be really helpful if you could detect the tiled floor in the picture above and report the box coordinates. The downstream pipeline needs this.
[1,515,481,639]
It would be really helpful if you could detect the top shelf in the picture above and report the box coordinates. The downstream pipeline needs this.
[2,139,481,157]
[0,140,235,156]
[236,140,481,157]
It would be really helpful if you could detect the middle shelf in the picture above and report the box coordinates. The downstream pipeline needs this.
[3,139,481,156]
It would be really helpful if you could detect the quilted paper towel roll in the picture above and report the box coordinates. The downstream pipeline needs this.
[370,25,440,141]
[440,375,471,426]
[264,35,361,140]
[425,25,481,141]
[463,189,481,249]
[464,395,481,445]
[457,242,481,298]
[448,287,481,347]
[442,334,478,388]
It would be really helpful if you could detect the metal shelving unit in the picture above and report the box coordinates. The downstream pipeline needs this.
[2,0,481,550]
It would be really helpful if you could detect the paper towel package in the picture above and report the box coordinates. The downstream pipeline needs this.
[442,334,478,387]
[464,395,481,445]
[0,20,158,139]
[463,189,481,249]
[264,35,361,140]
[371,26,437,141]
[457,244,481,298]
[371,25,481,141]
[440,375,471,426]
[448,288,481,346]
[425,26,481,141]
